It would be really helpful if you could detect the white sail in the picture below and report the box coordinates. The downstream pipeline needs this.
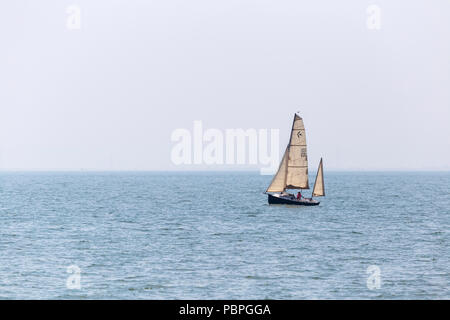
[312,158,325,197]
[266,147,288,193]
[266,114,309,192]
[286,114,309,189]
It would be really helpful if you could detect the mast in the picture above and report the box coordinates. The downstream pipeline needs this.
[312,158,325,197]
[266,113,310,193]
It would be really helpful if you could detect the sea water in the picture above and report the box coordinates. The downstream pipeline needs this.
[0,171,448,299]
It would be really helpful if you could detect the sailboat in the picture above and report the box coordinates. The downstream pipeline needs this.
[265,113,325,206]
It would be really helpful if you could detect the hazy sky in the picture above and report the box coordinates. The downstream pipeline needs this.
[1,0,449,171]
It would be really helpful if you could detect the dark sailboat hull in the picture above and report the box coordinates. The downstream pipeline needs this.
[267,194,320,206]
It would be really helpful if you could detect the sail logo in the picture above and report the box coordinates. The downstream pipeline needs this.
[171,121,280,175]
[301,148,307,159]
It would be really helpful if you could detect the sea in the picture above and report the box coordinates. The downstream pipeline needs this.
[0,171,448,299]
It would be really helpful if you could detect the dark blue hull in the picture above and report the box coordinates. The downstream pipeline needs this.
[267,194,320,206]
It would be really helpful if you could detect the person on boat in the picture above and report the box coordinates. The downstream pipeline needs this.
[297,192,302,200]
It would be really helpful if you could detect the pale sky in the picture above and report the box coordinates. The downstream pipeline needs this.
[1,0,449,171]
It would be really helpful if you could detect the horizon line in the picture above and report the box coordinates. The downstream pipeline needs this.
[0,169,449,173]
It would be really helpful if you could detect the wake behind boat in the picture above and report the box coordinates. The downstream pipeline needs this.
[265,113,325,206]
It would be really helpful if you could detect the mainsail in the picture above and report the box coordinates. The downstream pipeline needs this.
[266,114,309,192]
[312,158,325,197]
